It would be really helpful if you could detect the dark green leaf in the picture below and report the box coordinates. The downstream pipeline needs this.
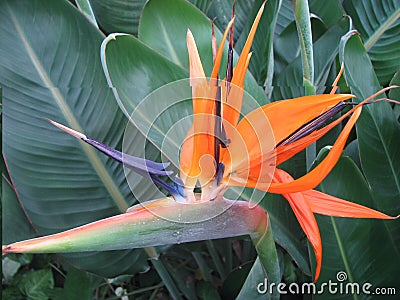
[220,261,253,299]
[2,177,37,245]
[236,258,266,300]
[0,0,148,277]
[339,32,400,253]
[389,69,400,121]
[89,0,147,35]
[310,0,345,27]
[315,152,400,299]
[343,0,400,85]
[343,139,361,169]
[275,0,294,37]
[188,0,213,13]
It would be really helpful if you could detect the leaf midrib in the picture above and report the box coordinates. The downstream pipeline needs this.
[158,16,182,67]
[8,4,128,212]
[364,5,400,51]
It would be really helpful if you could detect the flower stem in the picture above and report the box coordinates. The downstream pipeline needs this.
[293,0,316,169]
[252,217,281,299]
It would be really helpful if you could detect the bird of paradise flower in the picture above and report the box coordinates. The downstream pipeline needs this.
[3,3,398,283]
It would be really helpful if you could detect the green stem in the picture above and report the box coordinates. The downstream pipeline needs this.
[293,0,315,93]
[252,218,281,300]
[293,0,316,169]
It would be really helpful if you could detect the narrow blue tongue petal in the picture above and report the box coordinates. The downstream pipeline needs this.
[48,119,185,202]
[85,138,185,201]
[82,139,187,201]
[84,138,172,176]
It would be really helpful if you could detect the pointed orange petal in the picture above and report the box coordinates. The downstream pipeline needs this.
[223,3,265,128]
[186,29,211,114]
[224,94,354,183]
[181,30,215,187]
[187,29,206,83]
[264,94,354,144]
[180,115,216,188]
[180,124,196,187]
[223,54,252,126]
[273,169,322,282]
[268,106,362,194]
[231,2,265,87]
[223,3,265,126]
[304,190,398,219]
[211,18,235,79]
[274,93,365,165]
[221,100,276,189]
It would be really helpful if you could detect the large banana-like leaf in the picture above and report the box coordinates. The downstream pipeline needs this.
[343,0,400,85]
[340,33,400,253]
[0,0,149,276]
[2,177,37,245]
[274,0,294,38]
[89,0,147,35]
[309,0,345,28]
[315,152,399,299]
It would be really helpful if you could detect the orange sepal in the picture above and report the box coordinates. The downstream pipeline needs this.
[268,106,362,194]
[224,2,265,127]
[210,18,235,79]
[223,54,252,127]
[304,190,398,219]
[262,94,354,144]
[231,3,265,87]
[273,169,322,282]
[181,30,215,187]
[222,100,276,188]
[186,29,211,115]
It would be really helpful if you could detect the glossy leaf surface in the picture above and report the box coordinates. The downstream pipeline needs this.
[0,0,148,277]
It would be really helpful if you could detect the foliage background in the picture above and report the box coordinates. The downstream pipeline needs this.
[1,0,399,299]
